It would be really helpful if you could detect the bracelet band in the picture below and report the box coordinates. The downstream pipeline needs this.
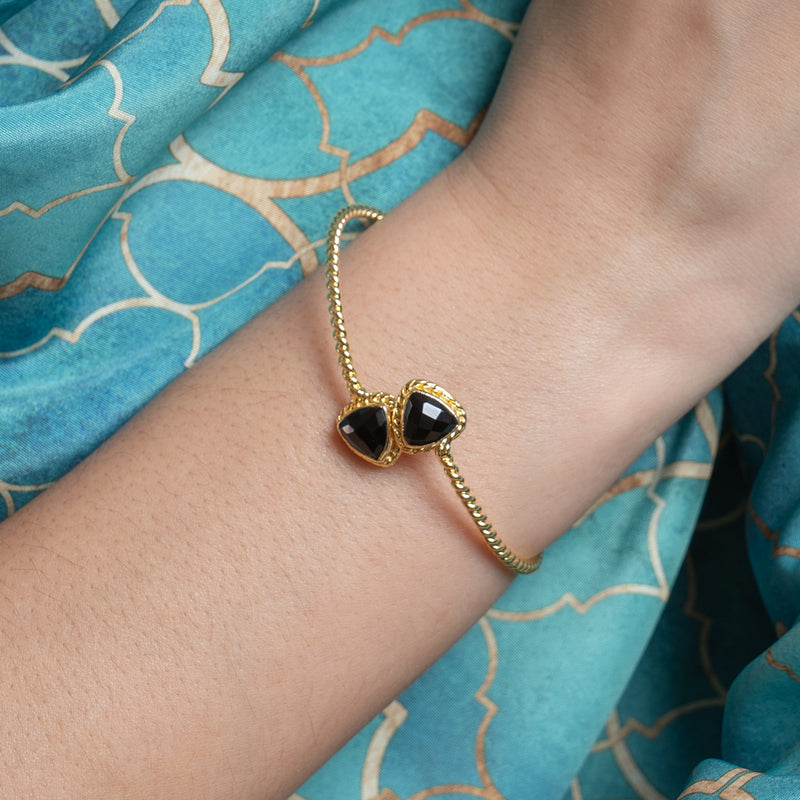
[325,204,542,576]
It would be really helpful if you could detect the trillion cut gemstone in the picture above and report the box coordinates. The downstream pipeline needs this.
[338,404,389,461]
[402,392,457,447]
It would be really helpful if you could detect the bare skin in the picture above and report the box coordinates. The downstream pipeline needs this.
[3,2,800,797]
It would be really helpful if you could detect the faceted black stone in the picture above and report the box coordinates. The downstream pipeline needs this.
[338,404,389,461]
[402,392,457,447]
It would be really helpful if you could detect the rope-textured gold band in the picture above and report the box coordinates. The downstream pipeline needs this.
[325,204,542,576]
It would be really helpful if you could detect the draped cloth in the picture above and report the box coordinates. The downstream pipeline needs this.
[1,2,798,797]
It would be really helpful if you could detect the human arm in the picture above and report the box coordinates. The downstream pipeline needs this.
[3,3,800,798]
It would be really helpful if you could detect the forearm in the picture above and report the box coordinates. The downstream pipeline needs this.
[5,4,800,795]
[0,152,755,798]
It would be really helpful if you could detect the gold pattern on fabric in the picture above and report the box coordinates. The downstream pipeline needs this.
[0,48,140,301]
[473,617,502,794]
[94,0,121,29]
[0,207,314,366]
[0,479,53,517]
[749,501,800,560]
[353,617,509,800]
[737,433,767,458]
[487,580,668,622]
[774,544,800,560]
[270,1,505,203]
[409,788,502,799]
[173,106,485,199]
[362,701,408,799]
[593,697,726,755]
[0,175,128,220]
[684,553,728,697]
[11,0,444,339]
[748,501,779,546]
[578,460,713,522]
[67,0,243,99]
[269,51,354,203]
[717,773,761,800]
[592,550,728,763]
[576,401,718,521]
[0,270,68,298]
[0,58,135,224]
[696,499,746,532]
[490,436,675,622]
[128,99,483,277]
[0,201,120,300]
[605,709,669,800]
[138,134,321,275]
[679,768,748,798]
[765,647,800,682]
[278,4,517,70]
[65,0,193,87]
[679,768,761,800]
[301,0,320,29]
[101,59,136,182]
[195,0,244,98]
[0,28,88,81]
[0,4,490,353]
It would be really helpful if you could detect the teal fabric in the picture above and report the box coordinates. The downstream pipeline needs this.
[0,2,797,798]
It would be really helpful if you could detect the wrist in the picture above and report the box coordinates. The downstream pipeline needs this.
[347,165,671,555]
[426,148,730,536]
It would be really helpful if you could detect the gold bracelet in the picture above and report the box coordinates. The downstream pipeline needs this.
[325,204,542,575]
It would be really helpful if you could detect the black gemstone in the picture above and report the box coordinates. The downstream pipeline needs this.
[402,392,457,447]
[338,405,389,461]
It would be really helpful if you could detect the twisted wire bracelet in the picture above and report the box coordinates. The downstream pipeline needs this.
[325,204,542,575]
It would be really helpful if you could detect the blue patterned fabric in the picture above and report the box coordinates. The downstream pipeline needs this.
[1,2,798,798]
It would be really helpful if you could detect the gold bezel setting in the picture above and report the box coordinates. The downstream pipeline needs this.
[392,379,466,455]
[337,392,400,466]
